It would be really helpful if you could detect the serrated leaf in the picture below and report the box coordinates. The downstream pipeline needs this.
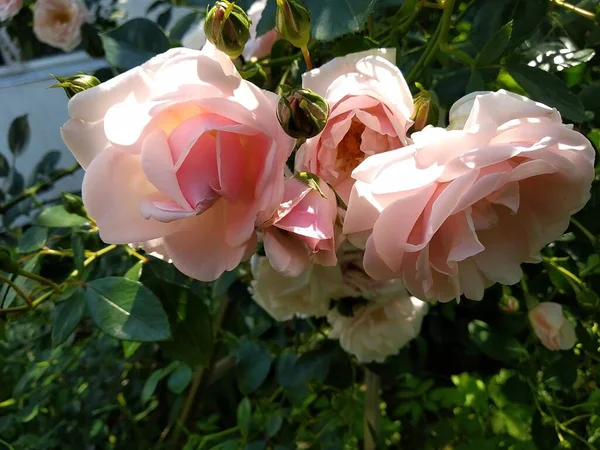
[125,261,144,282]
[266,413,283,437]
[505,63,586,122]
[476,21,512,66]
[85,277,171,342]
[303,0,377,41]
[36,205,88,228]
[17,227,48,253]
[52,288,86,346]
[236,340,272,394]
[101,18,170,70]
[8,115,30,156]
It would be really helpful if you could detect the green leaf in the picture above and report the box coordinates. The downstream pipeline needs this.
[0,153,9,177]
[303,0,377,41]
[468,320,527,362]
[505,63,586,122]
[169,11,204,41]
[476,21,512,67]
[331,34,379,57]
[237,397,252,439]
[167,363,192,394]
[544,353,578,390]
[8,115,30,156]
[159,285,214,367]
[531,411,559,450]
[466,70,485,94]
[29,151,61,185]
[122,341,142,358]
[17,227,48,253]
[71,232,85,276]
[1,256,40,309]
[125,261,144,282]
[36,205,88,228]
[236,340,272,394]
[52,288,86,346]
[266,413,283,438]
[141,361,179,404]
[212,268,238,299]
[101,18,170,70]
[85,277,171,342]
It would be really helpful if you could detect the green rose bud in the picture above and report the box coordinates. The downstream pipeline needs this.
[204,1,251,59]
[275,0,311,50]
[411,85,439,132]
[51,73,101,99]
[61,192,87,218]
[277,88,329,139]
[0,246,20,274]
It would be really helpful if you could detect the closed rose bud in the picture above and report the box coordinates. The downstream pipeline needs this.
[277,88,328,139]
[275,0,310,49]
[61,192,87,217]
[529,302,576,351]
[0,246,20,274]
[51,73,100,99]
[411,87,439,132]
[204,0,251,58]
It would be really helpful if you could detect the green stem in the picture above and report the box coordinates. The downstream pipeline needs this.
[0,273,32,307]
[0,164,80,214]
[17,269,62,294]
[570,217,596,246]
[0,290,53,315]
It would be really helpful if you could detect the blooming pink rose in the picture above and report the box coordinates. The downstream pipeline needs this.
[529,302,576,351]
[295,49,414,202]
[0,0,22,21]
[182,0,277,60]
[262,177,338,276]
[33,0,91,52]
[344,90,595,301]
[61,45,293,281]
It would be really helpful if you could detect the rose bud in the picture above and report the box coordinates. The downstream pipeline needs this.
[204,0,251,58]
[275,0,311,50]
[529,302,576,351]
[51,73,100,99]
[277,88,329,139]
[411,86,439,132]
[61,192,87,218]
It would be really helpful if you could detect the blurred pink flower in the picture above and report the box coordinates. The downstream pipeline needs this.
[33,0,91,52]
[529,302,576,351]
[0,0,22,21]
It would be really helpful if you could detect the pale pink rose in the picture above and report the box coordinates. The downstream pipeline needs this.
[328,293,427,363]
[529,302,576,351]
[182,0,277,60]
[262,177,338,277]
[344,90,595,301]
[250,255,344,321]
[0,0,22,21]
[61,45,293,281]
[33,0,91,52]
[295,49,414,202]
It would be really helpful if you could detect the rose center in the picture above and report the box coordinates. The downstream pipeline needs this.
[335,118,366,176]
[51,9,72,25]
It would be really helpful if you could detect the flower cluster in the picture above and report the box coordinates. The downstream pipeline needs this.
[61,18,594,360]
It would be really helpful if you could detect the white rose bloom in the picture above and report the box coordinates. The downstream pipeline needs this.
[328,294,428,363]
[250,255,344,321]
[33,0,91,52]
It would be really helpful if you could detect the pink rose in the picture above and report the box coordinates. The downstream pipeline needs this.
[295,49,414,202]
[182,0,277,60]
[529,302,576,351]
[344,90,595,301]
[61,45,293,281]
[33,0,91,52]
[262,177,338,276]
[0,0,22,21]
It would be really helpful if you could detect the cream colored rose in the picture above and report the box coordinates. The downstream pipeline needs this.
[250,255,344,321]
[33,0,91,52]
[328,294,427,363]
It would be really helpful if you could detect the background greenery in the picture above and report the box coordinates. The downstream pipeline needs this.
[1,0,600,449]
